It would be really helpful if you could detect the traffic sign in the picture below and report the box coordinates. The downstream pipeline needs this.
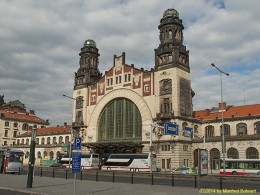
[72,151,81,173]
[74,137,81,150]
[164,122,178,135]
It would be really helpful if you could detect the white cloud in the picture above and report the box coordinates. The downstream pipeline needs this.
[0,0,259,125]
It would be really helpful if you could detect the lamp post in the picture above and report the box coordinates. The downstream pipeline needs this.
[27,127,37,188]
[211,63,229,175]
[63,94,77,168]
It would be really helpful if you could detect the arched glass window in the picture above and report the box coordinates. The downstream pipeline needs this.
[37,151,42,159]
[47,137,50,144]
[41,137,45,145]
[36,138,39,144]
[26,138,29,145]
[194,125,198,134]
[59,136,63,144]
[246,147,259,159]
[254,121,260,134]
[43,151,47,159]
[236,123,247,136]
[205,125,214,137]
[22,123,29,131]
[227,147,239,159]
[5,121,9,126]
[210,148,220,170]
[21,139,24,145]
[13,122,18,128]
[220,124,231,136]
[65,136,69,144]
[17,139,20,145]
[98,98,142,141]
[49,151,54,160]
[53,137,57,144]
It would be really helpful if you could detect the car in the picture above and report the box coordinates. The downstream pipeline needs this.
[49,163,64,168]
[173,167,197,175]
[246,171,260,177]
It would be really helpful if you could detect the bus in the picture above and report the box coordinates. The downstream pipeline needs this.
[101,153,157,172]
[60,153,99,169]
[220,159,260,175]
[0,148,24,173]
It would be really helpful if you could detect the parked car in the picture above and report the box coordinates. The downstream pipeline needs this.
[246,171,260,177]
[49,163,64,168]
[173,167,197,175]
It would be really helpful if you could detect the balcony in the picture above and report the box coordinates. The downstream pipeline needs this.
[72,120,84,129]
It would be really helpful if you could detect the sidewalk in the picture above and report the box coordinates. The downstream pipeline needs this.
[0,174,200,195]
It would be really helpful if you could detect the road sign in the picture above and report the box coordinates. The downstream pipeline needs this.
[74,137,81,150]
[164,122,178,135]
[183,127,193,138]
[72,151,81,174]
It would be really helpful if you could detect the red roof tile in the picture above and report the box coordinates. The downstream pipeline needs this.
[0,108,46,124]
[194,104,260,121]
[17,125,71,137]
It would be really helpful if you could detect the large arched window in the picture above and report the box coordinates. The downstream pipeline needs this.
[47,137,51,144]
[220,124,231,136]
[98,98,142,141]
[236,123,247,136]
[59,136,63,144]
[37,151,42,159]
[210,148,220,170]
[246,147,259,159]
[22,123,29,131]
[65,136,69,144]
[254,121,260,134]
[49,151,54,160]
[41,137,45,145]
[53,137,57,144]
[205,125,214,137]
[227,147,239,159]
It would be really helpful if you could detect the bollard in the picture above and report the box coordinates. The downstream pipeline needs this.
[40,168,42,177]
[52,169,55,178]
[65,170,67,179]
[112,172,115,183]
[80,171,82,180]
[172,174,174,187]
[220,176,223,189]
[96,171,98,181]
[131,173,133,184]
[195,175,197,188]
[151,173,154,185]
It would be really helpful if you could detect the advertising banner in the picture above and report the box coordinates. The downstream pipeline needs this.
[198,149,208,175]
[164,122,178,135]
[183,127,193,138]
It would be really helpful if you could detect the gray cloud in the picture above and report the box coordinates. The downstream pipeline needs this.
[0,0,259,125]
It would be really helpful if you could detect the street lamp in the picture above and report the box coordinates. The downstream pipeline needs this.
[27,127,37,188]
[63,94,77,168]
[211,63,229,175]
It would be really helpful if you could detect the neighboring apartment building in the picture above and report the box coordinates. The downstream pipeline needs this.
[193,103,260,171]
[0,95,48,146]
[15,124,72,165]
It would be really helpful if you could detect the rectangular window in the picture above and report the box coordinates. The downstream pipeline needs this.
[116,77,118,84]
[167,159,171,169]
[183,145,188,151]
[144,85,150,92]
[125,74,127,82]
[162,159,165,169]
[5,130,8,137]
[119,76,121,83]
[128,74,131,81]
[13,131,17,138]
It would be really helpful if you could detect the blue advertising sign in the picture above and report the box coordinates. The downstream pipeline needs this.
[164,122,179,135]
[74,137,81,150]
[72,151,81,173]
[183,127,193,138]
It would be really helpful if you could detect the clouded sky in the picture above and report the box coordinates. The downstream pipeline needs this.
[1,0,259,126]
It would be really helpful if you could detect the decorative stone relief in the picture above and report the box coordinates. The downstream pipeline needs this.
[133,74,140,86]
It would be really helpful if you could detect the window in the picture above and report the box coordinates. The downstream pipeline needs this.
[5,121,9,127]
[59,136,63,144]
[4,130,8,137]
[144,85,150,92]
[4,141,7,146]
[65,136,69,144]
[37,152,42,159]
[246,147,259,159]
[21,139,24,145]
[227,148,239,159]
[36,138,39,144]
[47,137,51,144]
[162,145,171,151]
[254,121,260,134]
[128,74,131,82]
[236,123,247,136]
[205,125,214,137]
[49,151,54,160]
[220,124,231,136]
[17,139,20,145]
[22,123,29,131]
[13,131,17,138]
[26,138,29,145]
[98,98,142,141]
[41,137,45,145]
[183,145,189,151]
[162,159,165,169]
[53,137,57,144]
[13,122,18,128]
[194,125,198,134]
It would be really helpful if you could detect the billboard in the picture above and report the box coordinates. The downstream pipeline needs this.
[183,127,193,138]
[198,149,208,175]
